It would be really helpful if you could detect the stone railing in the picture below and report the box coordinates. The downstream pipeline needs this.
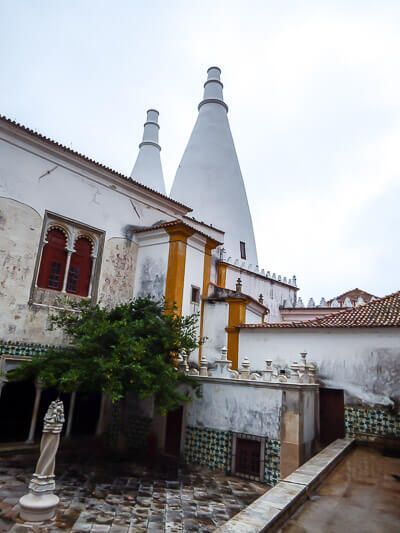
[179,348,317,385]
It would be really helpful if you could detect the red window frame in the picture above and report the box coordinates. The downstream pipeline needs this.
[37,228,68,291]
[66,237,92,297]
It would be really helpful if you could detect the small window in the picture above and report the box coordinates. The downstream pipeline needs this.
[235,438,261,477]
[191,286,200,304]
[240,241,246,260]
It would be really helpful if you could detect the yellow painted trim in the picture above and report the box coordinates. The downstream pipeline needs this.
[199,238,219,360]
[226,298,247,369]
[164,224,194,315]
[217,262,227,288]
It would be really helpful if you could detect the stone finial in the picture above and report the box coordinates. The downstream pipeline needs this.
[43,399,65,434]
[330,298,340,308]
[296,297,304,308]
[283,276,287,283]
[319,297,327,307]
[234,259,239,266]
[226,256,232,263]
[266,271,271,277]
[290,361,300,382]
[263,359,274,382]
[307,363,317,384]
[272,273,276,279]
[258,293,264,304]
[307,298,315,308]
[292,275,297,286]
[300,351,307,365]
[199,355,209,377]
[261,269,265,275]
[236,277,242,293]
[220,247,226,261]
[278,275,281,281]
[240,357,251,379]
[220,346,228,360]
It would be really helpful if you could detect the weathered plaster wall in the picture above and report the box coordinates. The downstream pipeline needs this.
[224,265,296,323]
[0,197,65,343]
[187,380,282,439]
[0,136,175,238]
[201,301,229,363]
[98,238,138,307]
[133,233,169,301]
[239,328,400,407]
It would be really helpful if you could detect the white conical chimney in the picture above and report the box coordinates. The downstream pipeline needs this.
[130,109,166,195]
[170,67,258,265]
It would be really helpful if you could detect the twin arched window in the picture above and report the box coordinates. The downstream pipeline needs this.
[37,228,93,297]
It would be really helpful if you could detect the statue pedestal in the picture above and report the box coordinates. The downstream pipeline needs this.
[19,492,59,522]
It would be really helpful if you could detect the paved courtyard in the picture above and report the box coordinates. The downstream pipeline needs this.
[0,451,267,533]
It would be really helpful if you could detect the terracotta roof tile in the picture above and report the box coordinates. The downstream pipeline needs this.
[0,115,190,211]
[240,291,400,329]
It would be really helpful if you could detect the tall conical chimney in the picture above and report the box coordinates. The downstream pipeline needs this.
[130,109,166,195]
[170,67,258,265]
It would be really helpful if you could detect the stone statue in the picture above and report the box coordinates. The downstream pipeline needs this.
[19,399,65,522]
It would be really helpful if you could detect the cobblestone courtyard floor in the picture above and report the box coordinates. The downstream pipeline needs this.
[0,452,267,533]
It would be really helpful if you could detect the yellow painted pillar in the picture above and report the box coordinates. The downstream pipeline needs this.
[164,223,194,315]
[217,261,227,288]
[198,238,219,360]
[226,297,247,370]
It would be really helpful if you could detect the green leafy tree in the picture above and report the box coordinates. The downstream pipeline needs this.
[8,297,200,413]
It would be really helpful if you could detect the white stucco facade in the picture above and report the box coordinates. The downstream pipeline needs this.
[186,380,282,439]
[239,327,400,407]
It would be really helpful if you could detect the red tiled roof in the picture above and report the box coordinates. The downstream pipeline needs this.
[240,291,400,329]
[328,287,376,305]
[0,115,190,211]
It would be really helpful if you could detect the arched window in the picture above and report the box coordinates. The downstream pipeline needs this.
[66,237,92,296]
[37,228,68,291]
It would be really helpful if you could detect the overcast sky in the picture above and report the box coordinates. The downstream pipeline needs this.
[1,1,399,301]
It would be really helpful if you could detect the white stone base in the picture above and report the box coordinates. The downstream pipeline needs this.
[19,493,59,522]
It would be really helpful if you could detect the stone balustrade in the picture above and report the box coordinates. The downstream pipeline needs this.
[181,347,318,385]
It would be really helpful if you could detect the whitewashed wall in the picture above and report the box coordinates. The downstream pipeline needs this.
[239,328,400,407]
[201,301,229,364]
[224,265,296,322]
[187,380,282,439]
[182,236,205,317]
[133,230,169,301]
[0,129,187,343]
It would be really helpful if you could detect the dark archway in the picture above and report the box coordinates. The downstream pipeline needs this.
[0,381,35,442]
[71,391,101,436]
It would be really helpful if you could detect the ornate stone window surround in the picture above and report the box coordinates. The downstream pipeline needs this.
[30,211,104,305]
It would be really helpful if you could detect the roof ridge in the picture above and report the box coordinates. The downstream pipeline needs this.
[0,114,190,211]
[240,290,400,329]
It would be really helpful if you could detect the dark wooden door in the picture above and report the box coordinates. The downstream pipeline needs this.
[319,388,345,446]
[164,406,183,456]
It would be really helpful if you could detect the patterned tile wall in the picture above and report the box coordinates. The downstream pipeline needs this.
[184,426,232,471]
[345,406,400,439]
[264,439,280,485]
[184,426,281,485]
[0,339,50,357]
[107,401,151,450]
